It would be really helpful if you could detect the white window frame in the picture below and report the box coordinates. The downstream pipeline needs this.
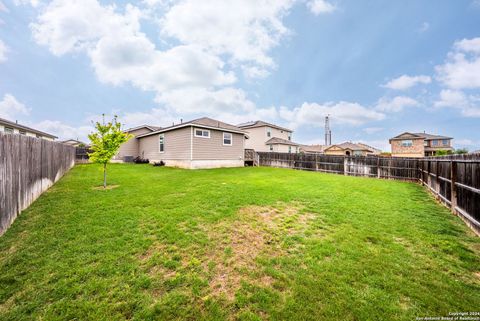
[223,132,232,146]
[266,127,271,138]
[4,127,14,134]
[194,128,210,138]
[401,140,413,147]
[159,134,165,153]
[288,146,292,153]
[269,144,273,151]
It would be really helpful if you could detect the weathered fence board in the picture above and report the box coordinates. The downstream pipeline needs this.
[0,133,75,235]
[258,152,480,235]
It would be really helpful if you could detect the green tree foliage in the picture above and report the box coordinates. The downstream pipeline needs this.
[454,148,469,154]
[88,115,133,188]
[435,150,450,156]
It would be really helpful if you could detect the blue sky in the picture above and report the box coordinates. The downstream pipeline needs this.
[0,0,479,151]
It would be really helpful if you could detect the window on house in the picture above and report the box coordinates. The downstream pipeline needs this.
[442,139,449,146]
[223,132,232,145]
[159,134,165,152]
[401,140,413,147]
[269,144,273,151]
[19,130,26,135]
[432,140,438,146]
[36,134,42,138]
[288,146,292,153]
[288,134,291,141]
[4,127,14,134]
[266,128,271,137]
[194,128,210,138]
[424,141,428,147]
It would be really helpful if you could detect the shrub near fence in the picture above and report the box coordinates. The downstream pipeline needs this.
[0,133,75,235]
[258,152,480,234]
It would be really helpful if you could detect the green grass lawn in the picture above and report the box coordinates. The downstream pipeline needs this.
[0,164,479,321]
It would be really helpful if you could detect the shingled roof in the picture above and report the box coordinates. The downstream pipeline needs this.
[136,117,246,138]
[237,120,292,133]
[265,137,301,146]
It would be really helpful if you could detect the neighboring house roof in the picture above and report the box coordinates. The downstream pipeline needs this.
[356,142,382,153]
[124,124,161,132]
[61,139,87,146]
[265,137,301,146]
[300,144,328,153]
[0,117,57,139]
[237,120,292,133]
[136,117,247,138]
[324,142,372,152]
[389,132,453,142]
[412,133,453,140]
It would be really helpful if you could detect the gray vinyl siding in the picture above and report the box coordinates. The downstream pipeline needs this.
[116,127,152,160]
[192,129,244,160]
[138,127,191,160]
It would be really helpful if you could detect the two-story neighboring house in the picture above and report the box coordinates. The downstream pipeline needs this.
[0,117,57,140]
[389,132,453,157]
[237,120,301,153]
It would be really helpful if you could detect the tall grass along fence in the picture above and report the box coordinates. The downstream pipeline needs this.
[258,152,480,235]
[0,133,75,235]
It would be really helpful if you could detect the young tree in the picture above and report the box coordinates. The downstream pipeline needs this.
[88,115,133,188]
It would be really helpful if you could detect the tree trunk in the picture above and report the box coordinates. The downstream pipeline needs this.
[103,163,107,189]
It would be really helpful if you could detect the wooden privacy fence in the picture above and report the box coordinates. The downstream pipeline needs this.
[0,133,75,235]
[257,152,419,180]
[258,152,480,234]
[419,154,480,233]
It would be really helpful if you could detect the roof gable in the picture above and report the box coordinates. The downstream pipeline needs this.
[237,120,292,133]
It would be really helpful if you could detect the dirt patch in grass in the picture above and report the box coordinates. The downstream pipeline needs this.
[206,203,316,300]
[92,185,120,190]
[138,203,318,303]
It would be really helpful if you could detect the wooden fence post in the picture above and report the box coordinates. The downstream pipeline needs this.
[450,160,457,214]
[435,160,440,199]
[377,156,380,179]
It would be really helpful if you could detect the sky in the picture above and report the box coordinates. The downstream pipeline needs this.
[0,0,479,152]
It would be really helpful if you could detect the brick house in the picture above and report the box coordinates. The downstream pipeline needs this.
[389,132,453,157]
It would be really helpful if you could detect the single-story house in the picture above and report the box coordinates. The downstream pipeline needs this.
[300,142,378,156]
[115,117,247,169]
[61,139,88,147]
[324,142,374,156]
[0,117,57,140]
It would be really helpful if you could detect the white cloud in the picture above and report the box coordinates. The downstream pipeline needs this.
[31,0,242,115]
[0,39,7,63]
[436,37,480,89]
[33,120,93,141]
[14,0,40,7]
[0,1,9,12]
[160,0,294,77]
[279,101,385,129]
[375,96,419,112]
[418,22,429,33]
[0,94,30,119]
[434,89,480,117]
[382,74,431,90]
[363,127,384,134]
[307,0,336,15]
